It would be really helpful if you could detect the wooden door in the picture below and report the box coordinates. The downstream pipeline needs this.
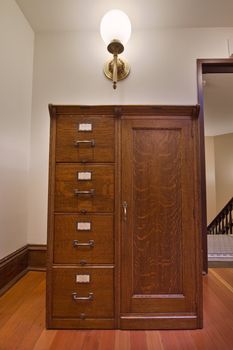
[120,117,201,329]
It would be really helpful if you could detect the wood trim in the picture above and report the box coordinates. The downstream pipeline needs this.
[196,58,233,274]
[47,104,57,328]
[208,261,233,268]
[0,245,28,296]
[28,244,47,271]
[197,60,208,275]
[114,110,121,328]
[0,244,47,295]
[49,104,199,117]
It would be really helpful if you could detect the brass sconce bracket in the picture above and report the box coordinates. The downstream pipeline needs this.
[103,39,130,89]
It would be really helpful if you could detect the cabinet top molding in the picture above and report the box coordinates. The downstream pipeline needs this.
[49,104,200,119]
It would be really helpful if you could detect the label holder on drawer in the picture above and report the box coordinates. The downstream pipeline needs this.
[77,171,92,181]
[75,274,91,283]
[76,222,91,231]
[78,123,92,131]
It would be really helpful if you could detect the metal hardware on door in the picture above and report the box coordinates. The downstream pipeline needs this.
[72,292,94,301]
[75,140,95,147]
[74,189,95,196]
[73,240,95,248]
[122,201,128,221]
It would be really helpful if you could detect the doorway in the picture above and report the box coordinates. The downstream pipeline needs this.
[197,59,233,273]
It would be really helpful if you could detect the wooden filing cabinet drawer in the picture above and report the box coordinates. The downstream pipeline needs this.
[56,115,115,163]
[52,267,114,318]
[53,214,114,264]
[55,164,114,212]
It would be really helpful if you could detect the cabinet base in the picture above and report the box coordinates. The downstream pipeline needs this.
[47,314,202,330]
[120,314,201,330]
[47,318,115,329]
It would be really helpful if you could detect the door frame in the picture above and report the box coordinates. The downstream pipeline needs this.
[197,58,233,274]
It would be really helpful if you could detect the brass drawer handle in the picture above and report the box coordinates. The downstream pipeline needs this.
[75,140,95,147]
[72,292,94,301]
[122,201,128,221]
[74,189,95,196]
[73,240,95,248]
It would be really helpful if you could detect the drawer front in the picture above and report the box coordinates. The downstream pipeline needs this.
[56,115,115,163]
[52,267,114,318]
[53,214,114,264]
[55,164,114,212]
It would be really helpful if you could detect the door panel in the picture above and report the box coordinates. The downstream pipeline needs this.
[121,118,197,322]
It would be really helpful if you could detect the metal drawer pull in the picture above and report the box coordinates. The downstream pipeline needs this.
[74,189,95,196]
[72,292,94,301]
[73,240,95,248]
[75,140,95,147]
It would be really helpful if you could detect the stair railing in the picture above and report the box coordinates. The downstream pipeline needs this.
[207,197,233,235]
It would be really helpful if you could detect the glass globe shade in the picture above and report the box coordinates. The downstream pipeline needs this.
[100,9,131,46]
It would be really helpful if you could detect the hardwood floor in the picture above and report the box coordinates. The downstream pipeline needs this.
[0,269,232,349]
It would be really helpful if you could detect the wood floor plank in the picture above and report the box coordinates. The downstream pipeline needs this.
[49,330,86,350]
[0,273,45,350]
[145,331,164,350]
[98,330,115,350]
[210,269,233,294]
[0,269,232,350]
[130,331,147,350]
[79,331,100,350]
[114,330,130,350]
[160,331,184,350]
[0,272,44,329]
[33,330,57,350]
[218,268,233,287]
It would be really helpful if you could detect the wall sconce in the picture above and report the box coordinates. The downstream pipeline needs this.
[100,10,131,89]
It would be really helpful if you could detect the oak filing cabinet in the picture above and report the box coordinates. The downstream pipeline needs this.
[47,105,203,330]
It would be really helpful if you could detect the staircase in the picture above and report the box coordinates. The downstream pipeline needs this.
[207,197,233,263]
[207,197,233,235]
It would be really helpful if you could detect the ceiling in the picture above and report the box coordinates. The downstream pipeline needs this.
[16,0,233,32]
[204,74,233,136]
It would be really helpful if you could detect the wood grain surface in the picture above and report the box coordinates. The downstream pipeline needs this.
[53,214,114,264]
[55,164,114,213]
[132,128,182,295]
[48,105,202,329]
[0,270,232,349]
[56,115,115,163]
[52,267,114,319]
[120,118,201,328]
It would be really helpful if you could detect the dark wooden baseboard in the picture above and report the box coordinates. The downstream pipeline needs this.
[208,261,233,268]
[0,245,28,296]
[0,244,47,296]
[28,244,47,271]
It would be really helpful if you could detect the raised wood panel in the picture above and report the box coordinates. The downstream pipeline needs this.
[56,115,115,163]
[55,164,114,213]
[121,117,201,327]
[52,267,114,319]
[132,128,182,295]
[53,214,113,264]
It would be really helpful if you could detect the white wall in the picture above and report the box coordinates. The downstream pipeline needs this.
[205,133,233,224]
[0,0,34,258]
[205,137,217,224]
[29,27,233,244]
[215,133,233,213]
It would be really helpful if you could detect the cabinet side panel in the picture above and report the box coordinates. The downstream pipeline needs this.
[46,106,57,327]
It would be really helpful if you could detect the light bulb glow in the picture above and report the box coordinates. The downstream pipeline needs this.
[100,9,131,46]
